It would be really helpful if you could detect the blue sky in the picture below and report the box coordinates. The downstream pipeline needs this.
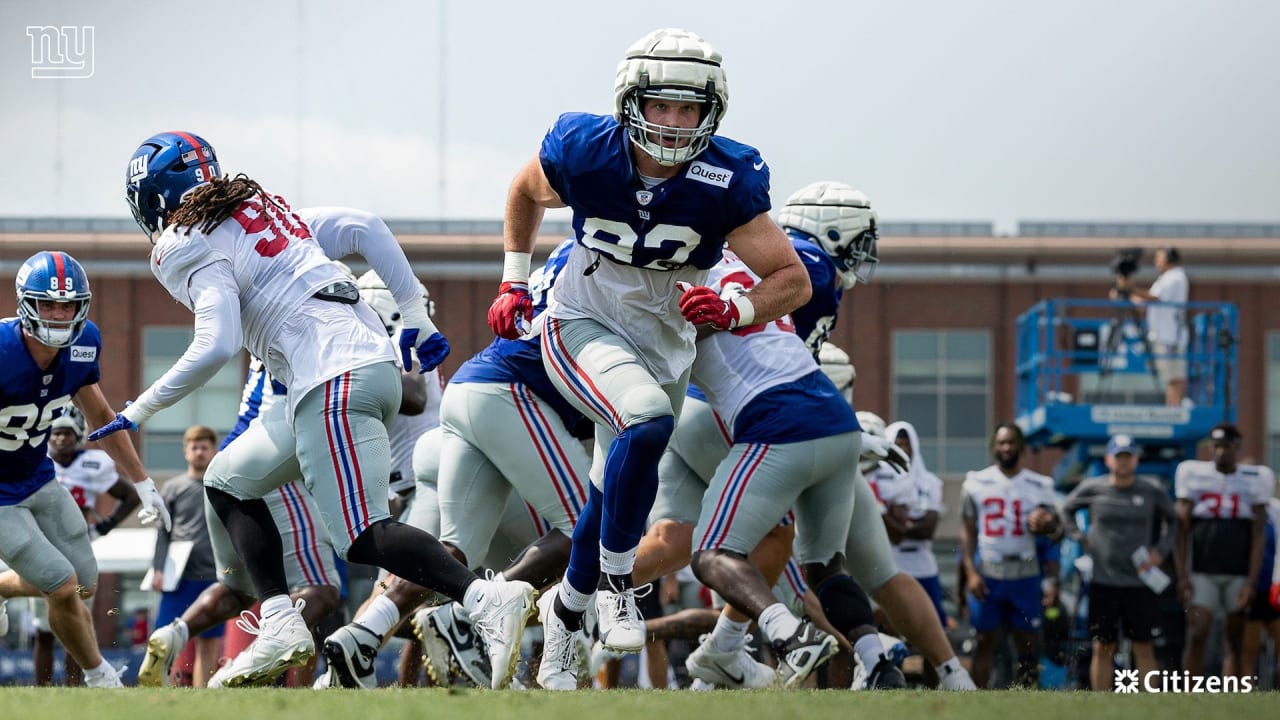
[3,0,1277,231]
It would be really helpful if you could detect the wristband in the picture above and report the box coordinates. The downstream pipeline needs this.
[501,251,533,285]
[729,294,755,328]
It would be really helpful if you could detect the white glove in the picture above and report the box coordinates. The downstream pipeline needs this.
[860,432,910,474]
[134,477,172,531]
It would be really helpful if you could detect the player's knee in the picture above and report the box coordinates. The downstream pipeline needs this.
[648,519,693,556]
[623,415,674,454]
[689,548,738,585]
[619,385,675,431]
[815,573,876,637]
[46,576,87,604]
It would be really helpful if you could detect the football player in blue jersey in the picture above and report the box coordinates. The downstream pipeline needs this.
[488,28,811,687]
[775,181,879,357]
[0,251,171,688]
[780,186,977,689]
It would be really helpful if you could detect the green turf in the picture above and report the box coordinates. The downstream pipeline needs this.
[0,688,1270,720]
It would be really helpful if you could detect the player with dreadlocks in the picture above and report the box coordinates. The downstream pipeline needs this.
[95,132,539,688]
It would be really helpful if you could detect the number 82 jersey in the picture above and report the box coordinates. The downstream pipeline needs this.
[539,112,772,384]
[0,318,101,505]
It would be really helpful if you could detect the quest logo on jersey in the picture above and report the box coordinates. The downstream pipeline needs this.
[686,161,734,189]
[69,345,97,362]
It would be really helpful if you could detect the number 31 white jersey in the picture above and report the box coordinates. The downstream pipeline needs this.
[1175,460,1275,520]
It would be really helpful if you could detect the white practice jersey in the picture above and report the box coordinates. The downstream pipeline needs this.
[151,201,398,418]
[54,449,118,511]
[388,369,443,496]
[875,466,945,578]
[546,242,706,386]
[1175,460,1275,520]
[962,465,1058,564]
[689,252,816,432]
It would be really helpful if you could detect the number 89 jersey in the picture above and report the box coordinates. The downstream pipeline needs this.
[0,318,101,505]
[540,112,771,385]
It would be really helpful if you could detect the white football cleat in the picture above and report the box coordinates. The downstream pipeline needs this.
[536,590,581,691]
[686,634,775,689]
[939,664,978,690]
[209,600,314,688]
[84,662,124,688]
[468,578,536,689]
[137,620,186,687]
[596,584,645,653]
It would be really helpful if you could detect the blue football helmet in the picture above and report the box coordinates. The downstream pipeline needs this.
[15,251,92,347]
[125,131,221,240]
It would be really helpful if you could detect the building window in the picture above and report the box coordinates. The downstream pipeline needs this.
[141,327,245,472]
[1268,333,1280,471]
[892,330,992,474]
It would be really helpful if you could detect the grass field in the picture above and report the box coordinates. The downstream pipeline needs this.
[0,688,1270,720]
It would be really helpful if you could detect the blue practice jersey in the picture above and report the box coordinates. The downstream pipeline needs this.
[540,112,771,271]
[451,239,584,431]
[221,358,288,450]
[0,318,102,504]
[788,233,845,357]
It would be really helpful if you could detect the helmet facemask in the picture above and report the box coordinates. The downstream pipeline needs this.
[622,82,722,167]
[18,296,90,348]
[778,181,880,289]
[822,223,879,289]
[614,29,729,168]
[15,251,93,348]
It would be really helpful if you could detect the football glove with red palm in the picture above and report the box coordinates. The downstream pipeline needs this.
[487,281,534,339]
[676,281,755,331]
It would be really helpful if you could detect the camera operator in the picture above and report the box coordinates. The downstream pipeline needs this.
[1111,247,1189,406]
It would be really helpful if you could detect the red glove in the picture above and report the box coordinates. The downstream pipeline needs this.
[677,282,752,331]
[487,281,534,339]
[1270,581,1279,612]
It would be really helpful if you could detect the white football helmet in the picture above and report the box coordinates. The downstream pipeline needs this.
[817,342,855,401]
[50,408,86,447]
[777,181,879,289]
[615,28,729,167]
[856,411,886,439]
[357,271,433,339]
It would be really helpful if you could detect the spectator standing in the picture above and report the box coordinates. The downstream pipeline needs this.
[1062,435,1176,690]
[151,425,222,686]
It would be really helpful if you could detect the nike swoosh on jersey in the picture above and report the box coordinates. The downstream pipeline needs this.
[753,160,765,171]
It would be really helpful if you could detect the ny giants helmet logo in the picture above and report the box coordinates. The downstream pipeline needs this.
[129,154,148,183]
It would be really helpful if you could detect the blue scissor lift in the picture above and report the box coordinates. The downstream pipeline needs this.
[1015,298,1238,484]
[1014,298,1238,685]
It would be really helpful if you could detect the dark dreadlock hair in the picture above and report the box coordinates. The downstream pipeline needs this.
[166,173,285,235]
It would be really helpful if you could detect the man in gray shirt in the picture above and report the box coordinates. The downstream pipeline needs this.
[1062,434,1176,691]
[151,425,221,686]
